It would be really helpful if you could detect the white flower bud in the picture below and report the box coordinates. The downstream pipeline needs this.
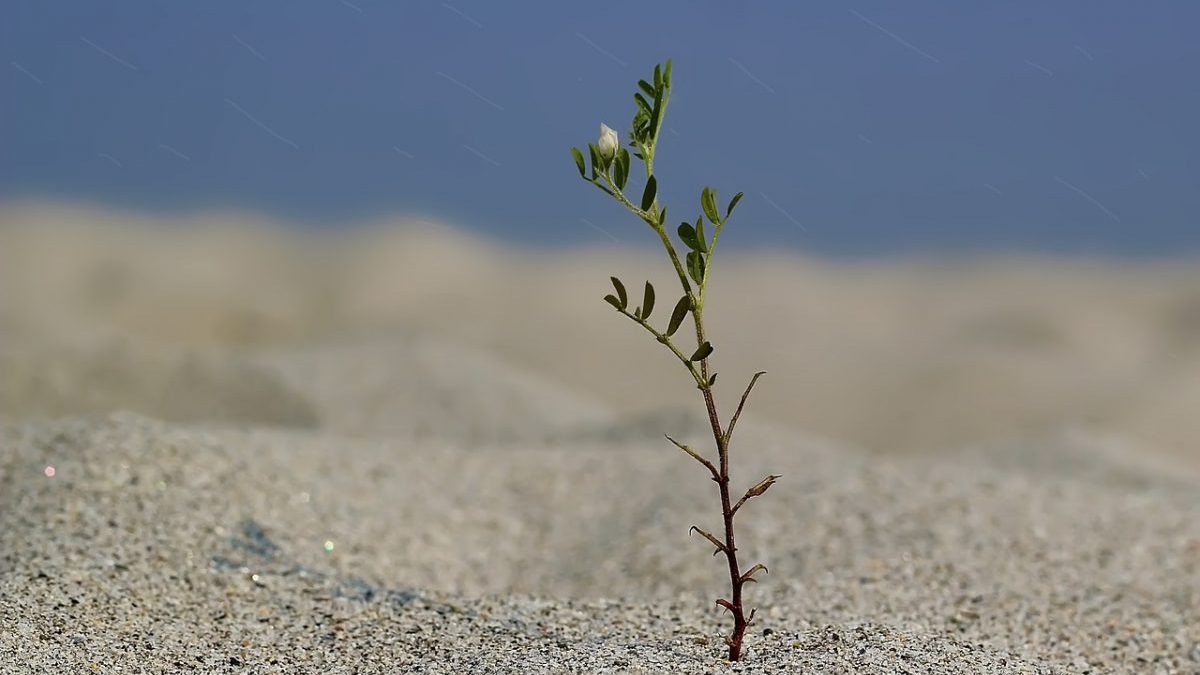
[597,123,619,159]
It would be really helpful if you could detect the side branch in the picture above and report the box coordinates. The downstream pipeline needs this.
[598,175,655,226]
[723,371,766,447]
[689,525,727,556]
[665,434,719,481]
[731,474,781,516]
[610,308,703,386]
[740,564,768,584]
[598,173,695,302]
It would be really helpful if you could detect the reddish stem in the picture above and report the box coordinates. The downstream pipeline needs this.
[694,320,749,661]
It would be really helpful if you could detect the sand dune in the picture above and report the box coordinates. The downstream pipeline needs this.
[2,203,1198,672]
[255,337,619,441]
[0,339,320,429]
[3,202,1199,463]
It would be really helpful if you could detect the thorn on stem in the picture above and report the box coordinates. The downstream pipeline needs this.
[666,435,719,479]
[715,599,735,614]
[740,563,769,584]
[724,370,766,446]
[689,525,726,556]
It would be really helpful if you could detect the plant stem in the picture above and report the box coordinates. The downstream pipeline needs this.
[692,311,749,661]
[588,66,757,658]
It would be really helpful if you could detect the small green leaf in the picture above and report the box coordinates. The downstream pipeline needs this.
[613,153,627,190]
[667,295,690,336]
[587,144,601,180]
[694,216,707,252]
[610,276,627,309]
[641,175,657,211]
[638,80,655,98]
[634,93,652,115]
[590,142,611,174]
[571,148,586,179]
[690,341,713,362]
[603,294,622,310]
[633,109,648,128]
[664,59,672,86]
[687,251,705,285]
[725,191,744,220]
[641,281,655,319]
[701,187,721,225]
[650,86,663,137]
[653,63,662,89]
[677,222,699,250]
[708,373,718,386]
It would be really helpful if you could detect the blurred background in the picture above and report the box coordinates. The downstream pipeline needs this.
[2,1,1198,466]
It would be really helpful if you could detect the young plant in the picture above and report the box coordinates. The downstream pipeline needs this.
[569,60,777,662]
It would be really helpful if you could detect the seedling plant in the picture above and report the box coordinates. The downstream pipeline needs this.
[570,59,778,662]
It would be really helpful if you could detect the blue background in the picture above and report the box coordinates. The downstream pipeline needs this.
[3,1,1197,254]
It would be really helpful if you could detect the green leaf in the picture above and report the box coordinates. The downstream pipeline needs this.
[701,187,721,225]
[708,373,718,386]
[690,341,713,362]
[687,251,705,285]
[610,276,627,309]
[590,143,611,174]
[641,175,657,211]
[603,294,622,310]
[634,93,652,115]
[613,151,627,190]
[641,281,655,319]
[632,107,650,142]
[677,222,699,250]
[587,144,601,180]
[571,148,586,179]
[694,216,707,252]
[725,191,744,220]
[667,295,690,336]
[653,63,662,89]
[650,85,663,137]
[664,59,672,86]
[638,80,655,98]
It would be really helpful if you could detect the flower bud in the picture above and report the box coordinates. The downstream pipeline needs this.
[597,123,619,159]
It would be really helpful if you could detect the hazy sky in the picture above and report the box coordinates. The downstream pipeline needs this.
[3,1,1197,255]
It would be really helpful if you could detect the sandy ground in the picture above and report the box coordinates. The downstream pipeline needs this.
[1,203,1198,673]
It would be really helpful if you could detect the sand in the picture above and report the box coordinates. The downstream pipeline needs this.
[2,203,1199,673]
